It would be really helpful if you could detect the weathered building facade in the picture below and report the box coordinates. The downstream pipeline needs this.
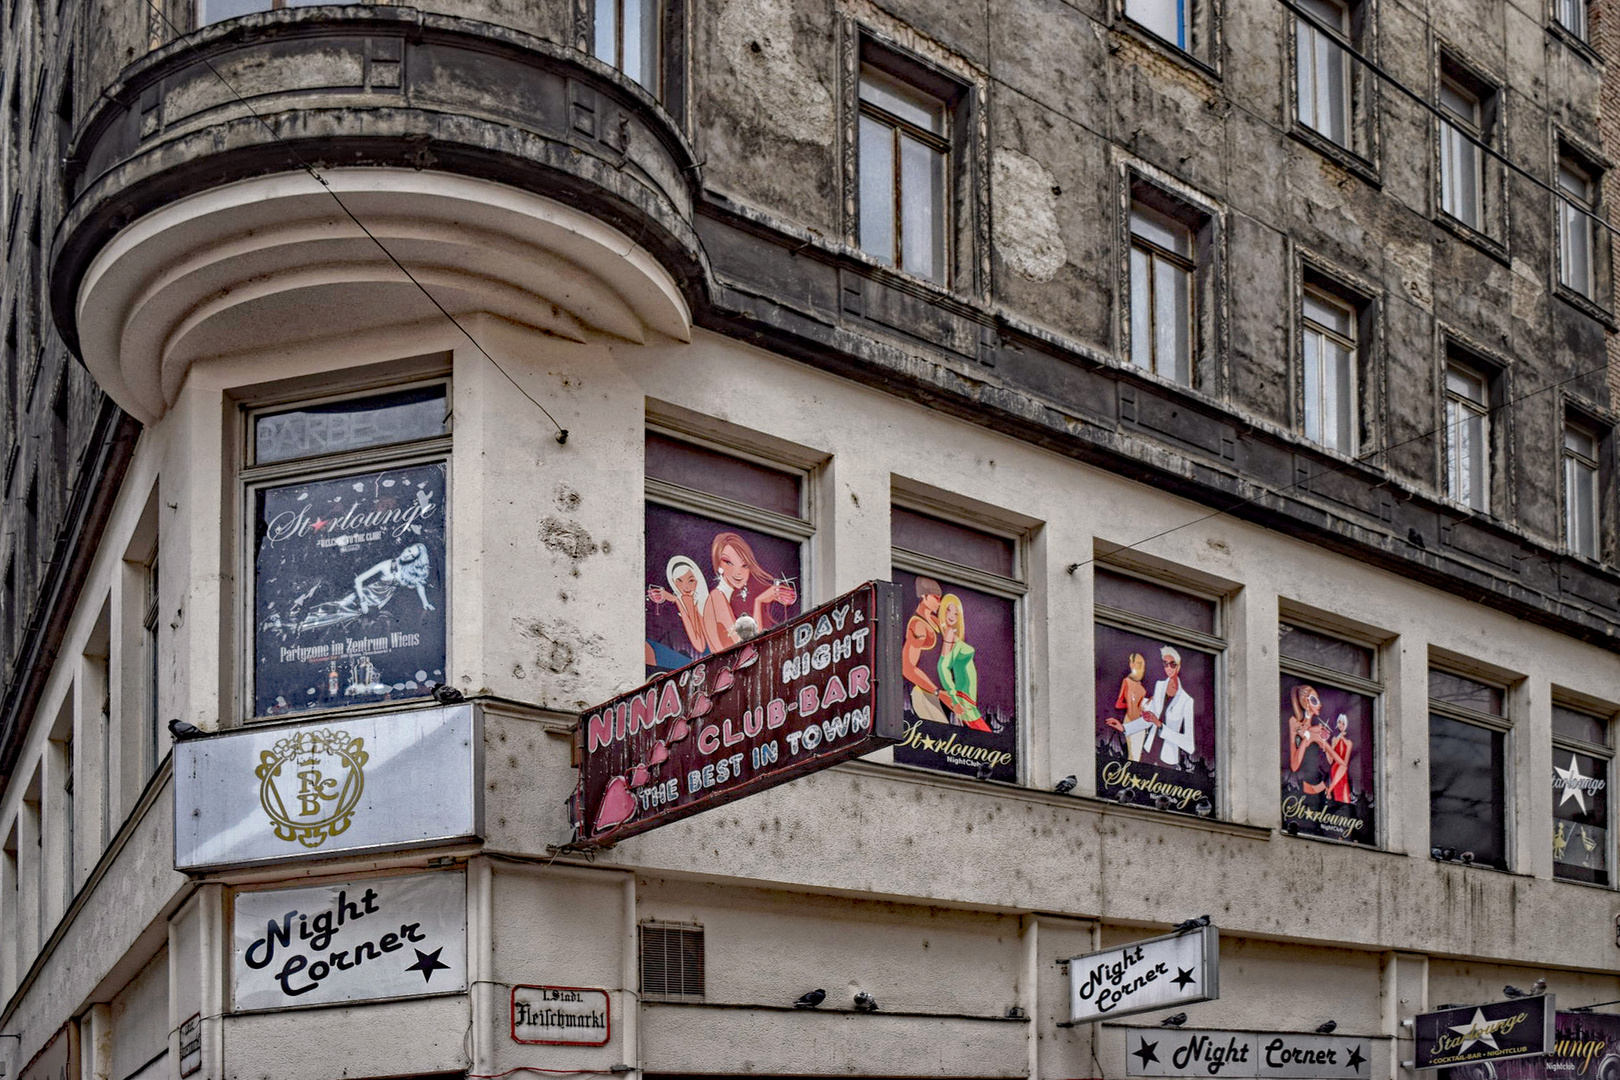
[3,0,1620,1074]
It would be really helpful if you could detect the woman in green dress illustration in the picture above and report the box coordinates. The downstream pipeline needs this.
[937,593,991,732]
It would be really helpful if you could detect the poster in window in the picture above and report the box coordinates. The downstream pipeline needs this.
[1481,1011,1620,1080]
[1094,623,1216,815]
[255,462,446,717]
[892,569,1018,782]
[1279,674,1376,845]
[1553,747,1609,884]
[644,503,801,677]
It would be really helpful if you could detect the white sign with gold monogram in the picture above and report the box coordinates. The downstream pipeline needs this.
[174,704,480,870]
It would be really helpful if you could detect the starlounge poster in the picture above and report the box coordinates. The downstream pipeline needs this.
[1279,675,1377,844]
[1095,624,1217,815]
[254,462,446,716]
[576,581,904,845]
[1486,1011,1620,1080]
[1415,996,1555,1070]
[892,568,1018,782]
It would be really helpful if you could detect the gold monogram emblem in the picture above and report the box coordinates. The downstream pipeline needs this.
[256,729,368,848]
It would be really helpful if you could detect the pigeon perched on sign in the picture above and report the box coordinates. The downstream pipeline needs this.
[1161,1013,1187,1027]
[1316,1021,1337,1034]
[168,719,206,740]
[1503,985,1525,998]
[430,682,465,705]
[1173,915,1211,933]
[793,989,827,1009]
[1054,775,1078,794]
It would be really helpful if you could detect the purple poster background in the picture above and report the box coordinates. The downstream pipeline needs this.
[1094,623,1217,815]
[1476,1012,1620,1080]
[1279,674,1377,845]
[892,568,1018,782]
[644,503,801,677]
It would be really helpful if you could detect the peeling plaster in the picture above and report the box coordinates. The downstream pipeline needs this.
[716,0,834,145]
[992,148,1066,283]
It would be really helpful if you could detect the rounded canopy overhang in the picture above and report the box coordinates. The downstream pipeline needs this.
[76,167,693,425]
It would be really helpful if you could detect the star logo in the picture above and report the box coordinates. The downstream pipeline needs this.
[1172,967,1197,990]
[1133,1039,1161,1068]
[1449,1009,1500,1052]
[1556,754,1594,813]
[1345,1045,1366,1072]
[405,947,451,983]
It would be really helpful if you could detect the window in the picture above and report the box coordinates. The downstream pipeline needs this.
[1558,155,1597,299]
[59,735,73,910]
[1301,288,1358,454]
[594,0,660,96]
[196,0,352,27]
[1438,78,1483,230]
[858,64,949,284]
[143,554,159,772]
[1125,0,1186,49]
[1130,204,1194,385]
[644,431,808,676]
[1444,362,1489,510]
[1563,419,1601,559]
[1555,0,1588,41]
[244,383,450,719]
[892,506,1023,783]
[1429,668,1509,870]
[1094,569,1222,817]
[1552,703,1610,885]
[1279,623,1379,845]
[1295,0,1351,146]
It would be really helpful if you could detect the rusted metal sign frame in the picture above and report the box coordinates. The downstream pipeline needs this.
[572,580,904,847]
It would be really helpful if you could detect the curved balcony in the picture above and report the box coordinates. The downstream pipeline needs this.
[51,7,702,424]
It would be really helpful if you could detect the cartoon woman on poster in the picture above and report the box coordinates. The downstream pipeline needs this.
[937,594,992,732]
[700,531,797,652]
[1104,652,1149,760]
[1287,683,1350,800]
[648,554,711,654]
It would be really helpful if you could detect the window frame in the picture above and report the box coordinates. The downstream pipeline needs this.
[237,377,453,723]
[856,60,953,286]
[592,0,663,98]
[142,552,159,772]
[643,427,816,671]
[1278,620,1383,848]
[1558,153,1598,300]
[889,502,1027,785]
[1551,698,1613,887]
[1300,284,1360,456]
[1129,202,1196,385]
[1437,75,1484,232]
[1554,0,1588,43]
[1294,0,1352,147]
[1093,565,1226,820]
[1562,415,1603,561]
[1123,0,1188,52]
[1427,666,1512,871]
[1443,359,1490,512]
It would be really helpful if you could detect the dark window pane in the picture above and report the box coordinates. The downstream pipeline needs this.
[1553,704,1608,746]
[1553,746,1609,885]
[891,506,1015,578]
[1095,569,1216,635]
[645,433,801,518]
[1428,669,1503,716]
[1429,714,1506,868]
[255,387,447,464]
[1279,623,1373,679]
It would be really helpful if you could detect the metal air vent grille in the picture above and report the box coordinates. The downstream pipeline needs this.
[640,922,705,1000]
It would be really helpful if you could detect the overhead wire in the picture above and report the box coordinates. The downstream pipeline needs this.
[136,0,570,444]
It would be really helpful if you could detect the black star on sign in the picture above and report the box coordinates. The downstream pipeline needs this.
[1345,1046,1366,1073]
[405,947,450,982]
[1133,1039,1161,1068]
[1172,967,1197,990]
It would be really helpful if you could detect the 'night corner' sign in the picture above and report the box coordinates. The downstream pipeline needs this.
[1068,925,1220,1024]
[1118,1027,1375,1079]
[573,581,904,845]
[232,871,467,1012]
[1413,996,1555,1070]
